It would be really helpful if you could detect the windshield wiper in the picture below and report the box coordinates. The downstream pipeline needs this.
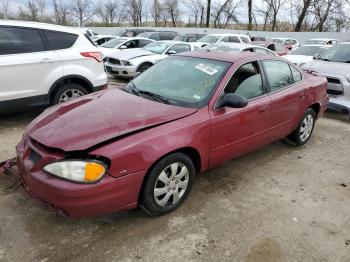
[138,90,172,104]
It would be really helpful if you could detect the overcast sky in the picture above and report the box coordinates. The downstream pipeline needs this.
[7,0,291,24]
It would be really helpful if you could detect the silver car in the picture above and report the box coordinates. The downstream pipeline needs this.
[302,43,350,118]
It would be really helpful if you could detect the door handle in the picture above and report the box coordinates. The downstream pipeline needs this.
[40,58,54,64]
[298,91,306,99]
[257,105,268,114]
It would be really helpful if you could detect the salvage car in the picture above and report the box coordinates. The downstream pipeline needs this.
[104,41,201,78]
[305,38,340,46]
[271,38,299,51]
[302,43,350,117]
[5,51,328,218]
[99,37,155,56]
[201,42,277,56]
[252,41,288,56]
[283,44,328,66]
[197,33,251,45]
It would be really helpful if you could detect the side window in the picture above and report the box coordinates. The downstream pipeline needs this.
[221,36,230,42]
[138,39,153,47]
[150,33,160,41]
[224,61,264,100]
[188,37,196,42]
[44,30,78,50]
[254,48,268,54]
[168,44,191,54]
[274,43,283,51]
[290,65,302,82]
[284,40,290,45]
[262,60,294,91]
[124,40,138,48]
[240,36,250,43]
[230,36,240,43]
[290,40,296,45]
[0,27,45,55]
[267,44,275,51]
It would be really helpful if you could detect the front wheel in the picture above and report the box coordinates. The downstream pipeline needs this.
[137,62,152,73]
[141,153,195,216]
[290,108,316,146]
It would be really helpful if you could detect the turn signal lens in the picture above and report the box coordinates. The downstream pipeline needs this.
[85,162,105,182]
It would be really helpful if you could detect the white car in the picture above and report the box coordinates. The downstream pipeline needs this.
[99,37,155,56]
[201,42,277,56]
[197,33,251,46]
[91,35,116,45]
[104,41,201,78]
[0,20,108,114]
[305,38,340,46]
[271,38,299,51]
[283,44,329,66]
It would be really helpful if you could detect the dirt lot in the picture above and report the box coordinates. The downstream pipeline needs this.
[1,80,350,261]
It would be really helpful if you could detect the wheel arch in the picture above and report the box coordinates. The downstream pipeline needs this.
[137,146,202,203]
[136,61,154,72]
[309,103,321,118]
[47,75,94,104]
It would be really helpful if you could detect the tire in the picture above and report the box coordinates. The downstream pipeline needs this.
[52,83,89,105]
[141,153,195,216]
[289,108,316,146]
[137,62,152,73]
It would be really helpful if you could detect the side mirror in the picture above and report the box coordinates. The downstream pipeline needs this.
[217,93,248,109]
[119,45,127,49]
[167,50,177,55]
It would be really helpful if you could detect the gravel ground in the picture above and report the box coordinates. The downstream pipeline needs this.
[0,78,350,262]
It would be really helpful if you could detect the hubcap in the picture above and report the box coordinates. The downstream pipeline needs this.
[58,89,85,103]
[300,114,314,142]
[153,162,189,207]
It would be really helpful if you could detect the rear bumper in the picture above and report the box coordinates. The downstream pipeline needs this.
[14,136,145,219]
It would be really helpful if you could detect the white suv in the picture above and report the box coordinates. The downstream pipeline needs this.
[0,20,108,114]
[197,33,251,45]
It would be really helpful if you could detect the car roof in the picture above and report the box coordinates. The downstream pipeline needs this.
[178,50,271,63]
[0,20,82,34]
[207,33,248,37]
[208,42,248,49]
[308,38,338,41]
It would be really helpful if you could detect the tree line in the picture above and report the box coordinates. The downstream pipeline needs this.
[0,0,349,32]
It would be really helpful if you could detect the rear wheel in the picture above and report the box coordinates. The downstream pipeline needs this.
[53,83,88,105]
[141,153,195,216]
[289,108,316,146]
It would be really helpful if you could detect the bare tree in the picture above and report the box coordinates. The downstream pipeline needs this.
[294,0,313,31]
[0,0,11,19]
[52,0,71,25]
[150,0,162,26]
[205,0,211,27]
[95,0,124,25]
[163,0,181,27]
[71,0,94,26]
[124,0,147,26]
[184,0,205,27]
[212,0,242,28]
[247,0,252,30]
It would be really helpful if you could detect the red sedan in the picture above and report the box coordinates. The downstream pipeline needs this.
[14,52,328,218]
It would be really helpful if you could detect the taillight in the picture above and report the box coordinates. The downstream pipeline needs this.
[80,52,103,62]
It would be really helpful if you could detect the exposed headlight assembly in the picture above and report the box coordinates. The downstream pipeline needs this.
[43,160,107,183]
[121,60,132,66]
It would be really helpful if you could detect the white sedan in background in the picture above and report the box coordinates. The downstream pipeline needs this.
[201,42,278,56]
[283,44,329,66]
[99,37,155,56]
[91,35,116,45]
[104,41,202,78]
[305,38,340,46]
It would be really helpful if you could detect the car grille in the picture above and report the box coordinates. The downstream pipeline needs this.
[29,149,41,164]
[107,58,121,65]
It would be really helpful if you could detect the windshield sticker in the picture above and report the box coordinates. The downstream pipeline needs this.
[193,94,201,100]
[195,63,218,75]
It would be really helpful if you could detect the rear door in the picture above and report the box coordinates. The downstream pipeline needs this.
[0,26,62,103]
[262,59,307,141]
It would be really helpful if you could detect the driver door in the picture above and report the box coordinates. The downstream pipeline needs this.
[209,61,271,167]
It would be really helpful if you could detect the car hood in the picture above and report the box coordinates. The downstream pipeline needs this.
[27,89,197,151]
[283,55,313,64]
[107,49,156,60]
[302,60,350,75]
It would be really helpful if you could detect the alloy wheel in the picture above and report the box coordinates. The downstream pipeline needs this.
[153,162,189,207]
[58,89,85,103]
[299,114,314,142]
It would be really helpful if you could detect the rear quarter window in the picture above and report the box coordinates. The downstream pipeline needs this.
[0,26,45,55]
[44,30,78,50]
